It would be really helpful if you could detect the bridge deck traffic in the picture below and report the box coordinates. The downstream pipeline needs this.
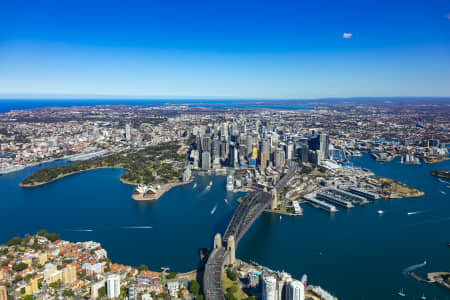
[203,166,297,300]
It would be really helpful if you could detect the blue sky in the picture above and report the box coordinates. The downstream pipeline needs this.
[0,0,449,99]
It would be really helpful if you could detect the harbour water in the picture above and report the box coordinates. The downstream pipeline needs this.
[0,155,449,299]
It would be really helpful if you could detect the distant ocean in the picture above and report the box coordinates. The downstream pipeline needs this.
[0,99,313,113]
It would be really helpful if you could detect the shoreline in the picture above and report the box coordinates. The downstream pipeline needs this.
[377,177,424,198]
[18,166,123,187]
[19,164,191,202]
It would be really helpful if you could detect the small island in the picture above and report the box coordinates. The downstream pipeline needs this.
[19,142,189,200]
[378,177,424,198]
[430,170,450,179]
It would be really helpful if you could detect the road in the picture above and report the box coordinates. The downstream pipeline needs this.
[203,165,298,300]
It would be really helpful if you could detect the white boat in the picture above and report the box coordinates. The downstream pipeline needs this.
[377,210,384,215]
[421,293,426,300]
[224,198,228,204]
[279,216,282,220]
[210,204,217,215]
[398,288,406,297]
[209,181,213,187]
[193,183,197,189]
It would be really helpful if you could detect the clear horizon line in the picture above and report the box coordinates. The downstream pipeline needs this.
[1,93,450,101]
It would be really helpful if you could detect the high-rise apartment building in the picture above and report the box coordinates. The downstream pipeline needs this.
[106,273,120,299]
[262,275,277,300]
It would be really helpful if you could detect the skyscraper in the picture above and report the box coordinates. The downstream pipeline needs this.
[201,151,211,170]
[106,274,120,299]
[319,133,329,161]
[287,280,305,300]
[274,148,285,168]
[308,133,329,161]
[229,142,238,168]
[262,275,277,300]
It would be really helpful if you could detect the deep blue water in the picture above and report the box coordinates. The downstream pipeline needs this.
[1,156,449,299]
[0,99,312,113]
[0,163,243,271]
[238,155,450,299]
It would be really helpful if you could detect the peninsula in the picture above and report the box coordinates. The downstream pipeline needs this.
[19,142,187,201]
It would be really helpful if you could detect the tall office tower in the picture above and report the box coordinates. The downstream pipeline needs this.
[255,120,261,133]
[274,148,285,168]
[106,274,120,299]
[125,124,131,141]
[307,135,320,152]
[300,144,309,163]
[196,136,202,150]
[201,136,211,153]
[261,138,271,157]
[211,140,220,161]
[221,122,229,139]
[287,280,305,300]
[286,142,294,161]
[260,152,268,168]
[201,151,211,170]
[220,141,228,159]
[246,135,254,155]
[251,144,258,160]
[229,143,237,167]
[262,275,277,300]
[319,133,329,161]
[231,122,238,137]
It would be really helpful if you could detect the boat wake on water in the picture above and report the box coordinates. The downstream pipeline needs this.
[69,229,94,232]
[438,178,449,184]
[407,211,425,216]
[210,203,217,215]
[440,190,447,195]
[402,261,427,277]
[200,186,211,195]
[121,226,152,229]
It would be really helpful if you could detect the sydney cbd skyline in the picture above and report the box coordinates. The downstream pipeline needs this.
[1,0,450,99]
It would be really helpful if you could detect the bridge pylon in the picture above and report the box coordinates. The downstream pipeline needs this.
[214,233,222,249]
[226,235,236,266]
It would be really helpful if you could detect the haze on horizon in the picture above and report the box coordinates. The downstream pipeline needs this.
[1,0,450,99]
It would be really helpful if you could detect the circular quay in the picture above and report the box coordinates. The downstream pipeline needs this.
[0,0,449,299]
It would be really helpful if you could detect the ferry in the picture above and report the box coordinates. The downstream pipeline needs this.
[398,288,406,297]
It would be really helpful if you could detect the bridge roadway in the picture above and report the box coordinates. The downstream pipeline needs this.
[203,165,298,300]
